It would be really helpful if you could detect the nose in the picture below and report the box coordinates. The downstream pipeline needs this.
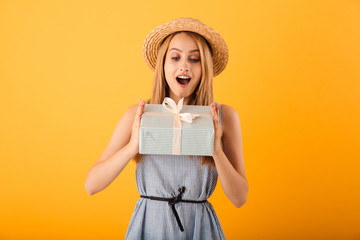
[179,59,190,72]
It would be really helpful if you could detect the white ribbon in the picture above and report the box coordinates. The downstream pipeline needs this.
[162,97,201,155]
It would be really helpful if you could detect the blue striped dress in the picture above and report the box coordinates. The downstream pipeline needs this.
[125,104,225,240]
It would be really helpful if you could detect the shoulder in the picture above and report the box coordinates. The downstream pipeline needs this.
[122,98,150,121]
[220,104,240,123]
[125,103,139,114]
[219,104,241,133]
[119,102,143,125]
[122,103,139,119]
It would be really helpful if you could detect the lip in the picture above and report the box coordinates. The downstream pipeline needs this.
[176,74,192,87]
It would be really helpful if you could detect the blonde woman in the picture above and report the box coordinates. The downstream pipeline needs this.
[84,17,248,240]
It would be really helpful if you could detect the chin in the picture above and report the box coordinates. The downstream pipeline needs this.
[176,91,193,99]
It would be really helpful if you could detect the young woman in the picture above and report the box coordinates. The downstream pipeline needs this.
[84,17,248,239]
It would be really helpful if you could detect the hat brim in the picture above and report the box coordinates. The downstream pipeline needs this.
[142,17,229,77]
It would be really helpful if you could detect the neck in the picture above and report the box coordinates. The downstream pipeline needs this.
[168,93,195,105]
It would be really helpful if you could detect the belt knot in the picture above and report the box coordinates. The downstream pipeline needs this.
[168,187,185,206]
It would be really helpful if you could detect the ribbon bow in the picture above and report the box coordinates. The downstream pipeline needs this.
[162,97,199,124]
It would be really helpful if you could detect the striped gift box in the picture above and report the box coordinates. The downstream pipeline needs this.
[139,103,214,156]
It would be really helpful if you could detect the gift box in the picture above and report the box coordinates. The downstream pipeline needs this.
[139,98,214,156]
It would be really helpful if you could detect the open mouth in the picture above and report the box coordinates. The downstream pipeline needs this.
[176,75,191,86]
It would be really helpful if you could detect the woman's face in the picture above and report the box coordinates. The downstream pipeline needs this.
[164,32,202,103]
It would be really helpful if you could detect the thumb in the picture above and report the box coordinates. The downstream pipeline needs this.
[136,99,145,118]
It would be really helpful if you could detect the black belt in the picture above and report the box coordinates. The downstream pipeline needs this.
[140,186,207,232]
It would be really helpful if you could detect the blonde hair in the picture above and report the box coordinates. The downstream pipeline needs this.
[134,31,216,169]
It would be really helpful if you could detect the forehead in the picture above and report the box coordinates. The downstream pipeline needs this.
[168,32,199,51]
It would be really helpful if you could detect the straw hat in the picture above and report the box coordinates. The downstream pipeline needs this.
[142,17,229,77]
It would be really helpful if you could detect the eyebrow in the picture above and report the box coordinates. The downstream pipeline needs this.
[169,48,199,53]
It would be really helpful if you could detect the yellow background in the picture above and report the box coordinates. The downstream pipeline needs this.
[1,0,359,239]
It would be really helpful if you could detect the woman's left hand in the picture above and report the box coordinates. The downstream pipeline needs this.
[210,102,222,155]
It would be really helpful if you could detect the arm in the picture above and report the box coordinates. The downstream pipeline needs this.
[210,103,249,208]
[84,99,145,195]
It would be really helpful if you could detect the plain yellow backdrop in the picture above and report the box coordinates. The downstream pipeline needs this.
[1,0,359,239]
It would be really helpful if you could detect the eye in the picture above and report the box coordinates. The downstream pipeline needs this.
[190,59,199,63]
[171,57,179,61]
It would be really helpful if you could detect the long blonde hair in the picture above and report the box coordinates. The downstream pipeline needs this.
[134,31,216,168]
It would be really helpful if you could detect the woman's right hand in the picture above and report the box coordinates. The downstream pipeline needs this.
[128,98,145,154]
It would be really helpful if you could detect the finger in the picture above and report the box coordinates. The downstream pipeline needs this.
[136,98,145,120]
[133,100,144,131]
[212,111,220,140]
[212,104,219,121]
[212,107,219,125]
[138,99,145,115]
[210,103,216,119]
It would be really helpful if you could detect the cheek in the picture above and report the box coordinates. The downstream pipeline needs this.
[163,63,170,79]
[164,61,176,77]
[194,65,202,78]
[164,69,174,87]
